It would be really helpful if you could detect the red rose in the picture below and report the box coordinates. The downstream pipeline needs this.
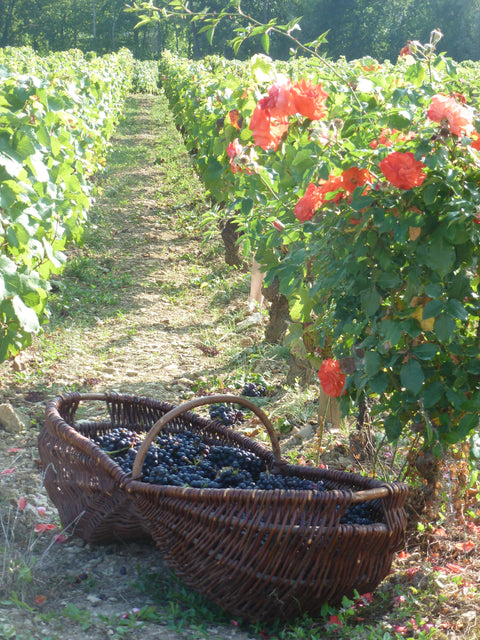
[427,94,474,137]
[470,131,480,150]
[379,151,426,190]
[249,97,289,150]
[318,174,344,203]
[226,138,243,173]
[264,76,297,119]
[318,359,346,397]
[294,183,325,222]
[341,167,372,195]
[292,78,328,121]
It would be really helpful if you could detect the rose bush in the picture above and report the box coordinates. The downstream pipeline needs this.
[158,35,480,476]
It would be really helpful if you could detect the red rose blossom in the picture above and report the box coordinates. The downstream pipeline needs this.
[292,78,329,121]
[226,138,243,173]
[379,151,426,190]
[264,76,297,119]
[318,359,346,397]
[427,94,474,137]
[341,167,373,195]
[470,131,480,150]
[294,183,325,222]
[249,97,289,150]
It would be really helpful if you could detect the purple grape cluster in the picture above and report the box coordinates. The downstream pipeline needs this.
[208,404,245,426]
[90,427,380,525]
[241,382,267,397]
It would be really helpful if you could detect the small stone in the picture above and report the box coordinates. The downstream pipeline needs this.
[0,403,27,433]
[297,425,315,441]
[461,611,477,622]
[236,312,263,330]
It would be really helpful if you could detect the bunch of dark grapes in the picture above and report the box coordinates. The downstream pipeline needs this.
[256,473,325,492]
[90,427,379,525]
[93,428,142,454]
[340,502,379,526]
[241,382,267,398]
[208,404,244,426]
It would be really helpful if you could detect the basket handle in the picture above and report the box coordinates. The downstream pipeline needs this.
[131,394,284,480]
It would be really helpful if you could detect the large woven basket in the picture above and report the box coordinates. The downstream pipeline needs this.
[39,392,187,543]
[125,395,409,623]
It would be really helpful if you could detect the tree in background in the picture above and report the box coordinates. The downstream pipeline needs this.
[286,0,480,62]
[1,0,480,61]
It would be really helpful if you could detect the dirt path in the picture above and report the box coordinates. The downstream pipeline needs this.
[0,93,271,640]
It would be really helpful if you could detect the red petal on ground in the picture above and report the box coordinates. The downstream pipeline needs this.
[434,562,466,574]
[34,523,57,533]
[454,541,475,553]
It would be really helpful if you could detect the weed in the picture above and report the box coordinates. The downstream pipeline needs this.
[1,503,37,602]
[134,568,228,634]
[61,603,92,631]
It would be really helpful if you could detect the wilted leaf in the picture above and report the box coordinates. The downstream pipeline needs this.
[409,226,421,240]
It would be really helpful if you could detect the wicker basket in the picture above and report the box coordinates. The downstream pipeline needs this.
[125,395,409,623]
[39,392,189,543]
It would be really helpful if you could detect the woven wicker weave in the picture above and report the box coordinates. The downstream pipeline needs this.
[126,395,409,623]
[39,392,408,621]
[39,392,183,543]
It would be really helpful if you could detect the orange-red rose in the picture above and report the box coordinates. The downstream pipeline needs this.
[226,138,243,173]
[264,75,297,119]
[340,167,373,195]
[249,97,289,150]
[294,183,325,222]
[294,166,372,222]
[470,131,480,151]
[318,359,346,397]
[292,78,329,121]
[427,94,474,137]
[226,138,256,174]
[379,151,427,190]
[249,77,329,149]
[317,174,344,203]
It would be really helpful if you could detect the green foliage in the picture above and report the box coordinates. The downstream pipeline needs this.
[0,47,134,361]
[132,60,160,93]
[158,32,480,454]
[130,0,480,63]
